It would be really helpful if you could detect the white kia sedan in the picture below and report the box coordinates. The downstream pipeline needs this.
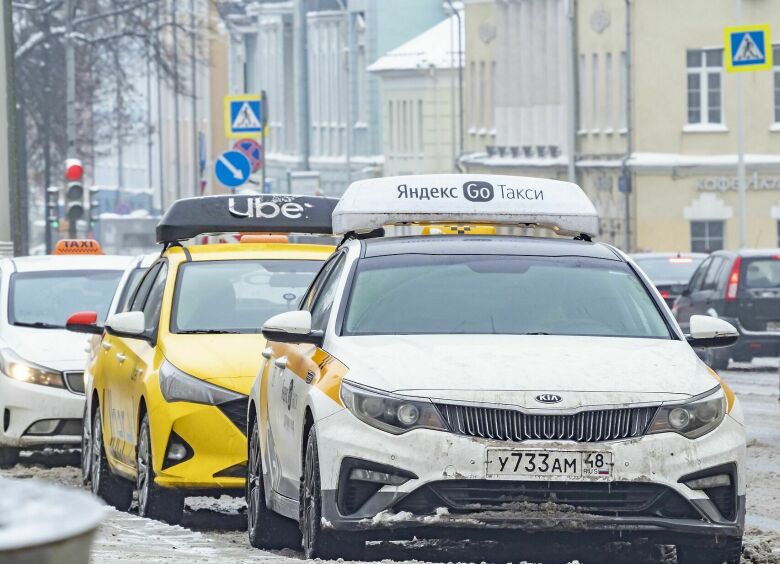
[0,250,129,467]
[247,175,746,564]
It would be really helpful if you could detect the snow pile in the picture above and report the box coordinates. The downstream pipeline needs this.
[0,476,104,551]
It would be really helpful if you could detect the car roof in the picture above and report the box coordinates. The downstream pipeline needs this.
[360,235,623,260]
[4,254,133,273]
[630,252,708,260]
[164,242,335,263]
[729,248,780,258]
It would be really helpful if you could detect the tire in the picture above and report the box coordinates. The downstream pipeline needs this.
[137,414,184,525]
[705,348,730,371]
[0,446,19,469]
[91,410,133,510]
[676,536,742,564]
[81,404,92,485]
[300,427,364,560]
[247,419,301,549]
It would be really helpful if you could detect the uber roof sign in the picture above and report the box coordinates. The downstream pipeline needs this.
[332,175,599,237]
[156,194,338,243]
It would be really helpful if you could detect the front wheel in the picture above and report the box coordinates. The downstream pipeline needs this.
[247,419,301,549]
[81,404,92,485]
[136,414,184,525]
[300,427,364,560]
[91,409,133,510]
[676,536,742,564]
[0,446,19,469]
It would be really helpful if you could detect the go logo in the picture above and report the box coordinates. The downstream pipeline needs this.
[463,181,494,202]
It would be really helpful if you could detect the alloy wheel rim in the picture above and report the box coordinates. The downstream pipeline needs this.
[303,445,316,551]
[137,428,150,514]
[91,416,101,493]
[81,415,91,480]
[248,425,261,533]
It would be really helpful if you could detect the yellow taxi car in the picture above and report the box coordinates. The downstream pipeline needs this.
[67,194,336,524]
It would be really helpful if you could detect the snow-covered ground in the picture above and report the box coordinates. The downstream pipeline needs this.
[2,363,779,563]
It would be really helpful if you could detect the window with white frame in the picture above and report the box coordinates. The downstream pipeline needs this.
[591,53,599,130]
[686,49,723,125]
[774,45,780,123]
[619,51,627,130]
[579,54,587,131]
[604,52,612,131]
[690,220,725,253]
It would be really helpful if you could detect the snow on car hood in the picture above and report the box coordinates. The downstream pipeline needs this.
[326,335,719,409]
[0,326,92,370]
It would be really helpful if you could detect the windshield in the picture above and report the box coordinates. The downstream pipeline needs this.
[344,255,671,338]
[632,256,705,283]
[743,258,780,289]
[172,260,322,334]
[9,270,123,328]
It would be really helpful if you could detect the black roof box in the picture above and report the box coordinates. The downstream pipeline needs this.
[156,194,338,243]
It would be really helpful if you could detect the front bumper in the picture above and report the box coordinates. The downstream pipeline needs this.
[316,408,746,540]
[148,396,248,491]
[0,374,83,448]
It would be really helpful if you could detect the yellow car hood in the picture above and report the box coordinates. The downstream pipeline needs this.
[161,333,267,395]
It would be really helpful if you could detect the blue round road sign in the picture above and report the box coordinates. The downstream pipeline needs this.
[215,150,252,189]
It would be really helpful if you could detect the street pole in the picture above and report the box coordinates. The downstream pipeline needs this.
[172,0,182,200]
[261,90,267,192]
[65,0,76,155]
[190,0,199,195]
[735,0,747,248]
[0,0,18,250]
[623,0,634,252]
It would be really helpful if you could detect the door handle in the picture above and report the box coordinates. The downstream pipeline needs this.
[116,353,126,364]
[101,341,112,351]
[274,357,288,370]
[261,348,273,359]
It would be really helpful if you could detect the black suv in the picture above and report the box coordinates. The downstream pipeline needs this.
[673,249,780,369]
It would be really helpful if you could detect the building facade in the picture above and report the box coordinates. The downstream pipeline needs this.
[369,12,462,176]
[223,0,448,196]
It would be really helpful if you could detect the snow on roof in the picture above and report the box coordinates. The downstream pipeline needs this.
[367,13,463,73]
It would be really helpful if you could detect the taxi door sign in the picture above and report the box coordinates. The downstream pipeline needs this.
[224,94,264,138]
[724,24,772,72]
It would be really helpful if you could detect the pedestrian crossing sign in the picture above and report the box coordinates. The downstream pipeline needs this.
[224,94,265,138]
[724,24,772,73]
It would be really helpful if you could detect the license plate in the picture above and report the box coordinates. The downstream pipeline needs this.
[767,321,780,331]
[486,449,613,479]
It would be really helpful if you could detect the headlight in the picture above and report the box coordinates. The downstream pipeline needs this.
[340,380,448,435]
[648,387,726,439]
[0,348,65,389]
[158,360,244,405]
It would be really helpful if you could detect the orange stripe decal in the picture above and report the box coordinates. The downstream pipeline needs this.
[707,366,735,413]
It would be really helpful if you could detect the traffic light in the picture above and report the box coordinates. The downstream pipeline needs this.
[88,186,100,228]
[64,158,84,238]
[45,187,60,229]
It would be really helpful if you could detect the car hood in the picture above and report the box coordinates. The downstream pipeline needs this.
[0,326,92,370]
[326,335,720,409]
[162,333,267,395]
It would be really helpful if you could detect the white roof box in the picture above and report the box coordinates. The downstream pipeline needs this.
[333,175,599,237]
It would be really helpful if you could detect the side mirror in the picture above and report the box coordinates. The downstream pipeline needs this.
[687,315,739,348]
[66,311,103,335]
[105,311,146,338]
[262,310,323,347]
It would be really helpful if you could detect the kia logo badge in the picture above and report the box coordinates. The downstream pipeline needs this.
[535,394,562,404]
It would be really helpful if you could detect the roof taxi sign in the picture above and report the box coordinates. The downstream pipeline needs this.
[332,175,599,237]
[156,194,338,243]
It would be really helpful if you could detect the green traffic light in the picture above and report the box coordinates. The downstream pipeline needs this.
[50,220,60,229]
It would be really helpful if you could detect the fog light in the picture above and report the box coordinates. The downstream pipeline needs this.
[26,419,59,435]
[166,443,188,461]
[349,468,409,486]
[685,474,731,490]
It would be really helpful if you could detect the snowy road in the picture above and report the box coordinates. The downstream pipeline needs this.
[2,363,779,563]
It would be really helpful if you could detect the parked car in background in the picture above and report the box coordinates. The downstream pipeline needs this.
[673,249,780,369]
[631,252,707,308]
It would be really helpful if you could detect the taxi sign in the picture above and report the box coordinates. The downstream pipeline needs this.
[332,175,599,237]
[421,224,497,235]
[156,194,338,243]
[53,239,103,255]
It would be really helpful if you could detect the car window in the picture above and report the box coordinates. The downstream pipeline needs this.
[632,256,705,283]
[310,254,347,332]
[116,267,147,313]
[702,257,726,290]
[142,262,168,333]
[171,259,322,334]
[129,262,162,312]
[301,254,341,312]
[344,254,671,338]
[688,257,711,292]
[743,258,780,289]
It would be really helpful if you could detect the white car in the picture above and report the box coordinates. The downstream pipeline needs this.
[0,251,130,468]
[247,175,747,564]
[76,253,157,484]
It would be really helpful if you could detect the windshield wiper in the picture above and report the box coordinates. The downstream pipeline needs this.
[13,321,64,329]
[176,329,242,334]
[522,331,550,335]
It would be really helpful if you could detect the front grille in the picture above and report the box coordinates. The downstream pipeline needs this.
[395,481,701,520]
[63,371,85,395]
[436,403,657,443]
[217,397,248,436]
